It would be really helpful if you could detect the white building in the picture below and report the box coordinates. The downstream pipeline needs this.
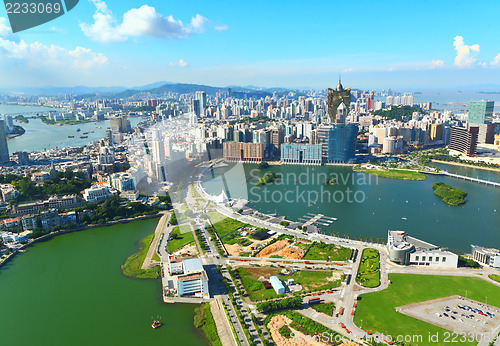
[165,256,209,298]
[109,172,135,192]
[387,230,458,268]
[82,185,113,203]
[471,245,500,268]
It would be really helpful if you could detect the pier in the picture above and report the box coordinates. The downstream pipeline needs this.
[300,213,337,228]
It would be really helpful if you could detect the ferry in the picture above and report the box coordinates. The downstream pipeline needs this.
[151,320,162,329]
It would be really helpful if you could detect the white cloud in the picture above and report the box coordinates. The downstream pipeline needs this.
[81,1,208,43]
[489,53,500,67]
[215,25,228,31]
[169,59,188,67]
[430,60,444,69]
[453,35,480,68]
[190,14,207,33]
[0,17,108,69]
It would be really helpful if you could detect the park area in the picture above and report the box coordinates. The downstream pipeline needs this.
[167,225,195,254]
[355,248,380,287]
[236,266,343,302]
[303,243,352,261]
[354,273,500,346]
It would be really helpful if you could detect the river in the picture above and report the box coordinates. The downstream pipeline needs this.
[0,219,208,346]
[0,104,142,152]
[202,164,500,254]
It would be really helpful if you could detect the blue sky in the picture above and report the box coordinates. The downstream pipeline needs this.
[1,0,500,89]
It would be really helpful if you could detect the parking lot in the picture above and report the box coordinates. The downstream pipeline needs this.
[396,295,500,336]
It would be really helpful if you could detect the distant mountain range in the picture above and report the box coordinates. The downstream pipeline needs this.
[0,82,309,99]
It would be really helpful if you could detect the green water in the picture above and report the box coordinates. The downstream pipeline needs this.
[203,164,500,253]
[0,219,207,346]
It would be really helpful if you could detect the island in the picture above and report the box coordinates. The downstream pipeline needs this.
[7,125,26,139]
[322,177,337,185]
[432,182,467,206]
[14,115,29,123]
[256,171,280,186]
[39,115,93,126]
[353,165,427,180]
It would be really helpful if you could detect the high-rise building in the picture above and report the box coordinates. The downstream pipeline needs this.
[327,76,351,124]
[192,99,201,117]
[468,101,494,124]
[327,123,358,163]
[0,120,9,163]
[448,126,479,156]
[195,91,207,111]
[281,144,322,165]
[109,116,131,133]
[223,142,264,162]
[430,124,443,141]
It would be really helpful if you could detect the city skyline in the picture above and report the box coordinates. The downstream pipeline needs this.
[2,0,500,89]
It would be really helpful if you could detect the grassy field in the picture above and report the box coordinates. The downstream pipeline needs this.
[355,167,427,180]
[303,243,352,261]
[356,248,380,288]
[354,274,500,346]
[194,303,223,346]
[167,226,195,253]
[237,266,341,301]
[121,232,160,279]
[311,302,335,316]
[212,217,246,238]
[489,274,500,283]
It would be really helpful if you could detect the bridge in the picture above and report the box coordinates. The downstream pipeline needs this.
[441,172,500,187]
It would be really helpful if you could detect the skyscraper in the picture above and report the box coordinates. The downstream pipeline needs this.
[195,91,207,111]
[0,120,9,163]
[327,123,358,163]
[468,101,494,124]
[327,76,351,124]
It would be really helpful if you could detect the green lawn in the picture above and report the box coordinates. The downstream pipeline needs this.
[194,303,223,346]
[237,267,342,302]
[356,248,380,287]
[489,274,500,283]
[212,217,246,238]
[121,232,160,279]
[354,274,500,346]
[303,243,352,261]
[355,167,427,180]
[311,302,335,316]
[167,226,195,253]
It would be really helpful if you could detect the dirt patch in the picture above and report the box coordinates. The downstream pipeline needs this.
[172,243,198,257]
[326,271,344,281]
[267,315,327,346]
[257,240,305,259]
[244,266,281,278]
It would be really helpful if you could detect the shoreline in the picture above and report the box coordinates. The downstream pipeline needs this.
[0,213,162,269]
[431,159,500,173]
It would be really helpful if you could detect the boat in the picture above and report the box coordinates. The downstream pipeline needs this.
[68,135,74,138]
[89,130,94,133]
[83,132,89,134]
[151,320,162,329]
[80,136,88,138]
[76,128,81,132]
[401,217,407,220]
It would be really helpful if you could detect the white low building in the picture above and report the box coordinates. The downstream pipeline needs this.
[387,230,458,268]
[82,185,113,203]
[165,256,209,298]
[471,245,500,268]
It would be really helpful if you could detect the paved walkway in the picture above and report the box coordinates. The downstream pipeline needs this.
[141,212,169,269]
[211,299,238,346]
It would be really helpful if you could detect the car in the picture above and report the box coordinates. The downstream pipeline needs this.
[451,316,456,320]
[443,313,449,317]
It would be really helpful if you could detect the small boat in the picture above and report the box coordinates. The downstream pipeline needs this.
[68,135,74,138]
[401,217,407,220]
[83,132,89,134]
[80,135,88,138]
[151,320,162,329]
[89,130,94,133]
[76,128,81,132]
